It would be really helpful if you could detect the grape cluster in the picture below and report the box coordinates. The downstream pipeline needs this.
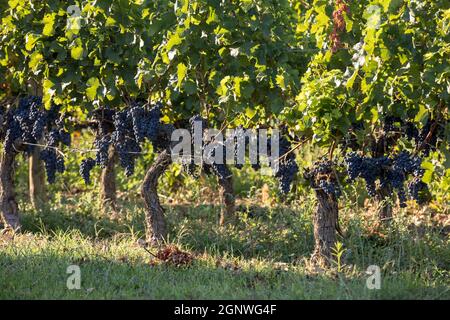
[80,158,96,185]
[2,96,46,153]
[306,160,341,198]
[40,148,65,184]
[39,124,72,184]
[76,108,116,184]
[0,96,70,183]
[180,119,299,194]
[94,136,111,168]
[387,151,424,207]
[345,152,390,196]
[81,102,165,183]
[345,151,427,207]
[130,102,162,143]
[273,136,299,194]
[189,115,232,182]
[111,109,142,176]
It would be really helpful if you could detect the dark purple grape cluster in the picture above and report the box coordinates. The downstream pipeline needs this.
[129,102,162,143]
[273,136,299,194]
[94,135,111,168]
[47,127,71,147]
[39,126,72,184]
[81,102,165,182]
[181,119,299,195]
[39,148,65,184]
[307,160,341,198]
[387,151,424,207]
[391,151,423,176]
[2,96,46,153]
[111,109,142,176]
[345,152,390,196]
[181,115,234,182]
[276,158,298,194]
[345,150,427,207]
[89,107,115,170]
[112,102,165,176]
[0,96,70,183]
[80,158,96,185]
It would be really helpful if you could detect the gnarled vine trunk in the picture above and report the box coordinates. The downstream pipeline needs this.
[29,145,47,209]
[311,189,338,266]
[141,150,172,244]
[372,144,393,222]
[376,185,393,222]
[218,175,235,226]
[100,145,118,217]
[0,150,20,230]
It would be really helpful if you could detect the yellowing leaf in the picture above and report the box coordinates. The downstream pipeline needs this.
[86,77,100,101]
[245,107,256,119]
[346,68,359,89]
[105,16,117,27]
[43,79,55,109]
[43,13,56,36]
[177,62,187,88]
[217,76,230,96]
[71,45,84,60]
[25,34,40,51]
[422,170,433,184]
[29,52,43,71]
[166,31,183,51]
[370,107,379,123]
[234,77,242,97]
[276,74,286,90]
[206,7,217,24]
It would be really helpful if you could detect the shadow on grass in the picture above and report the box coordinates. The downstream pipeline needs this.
[2,248,446,299]
[17,201,315,262]
[15,200,450,269]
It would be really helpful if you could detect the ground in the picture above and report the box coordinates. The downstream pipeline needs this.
[0,192,448,299]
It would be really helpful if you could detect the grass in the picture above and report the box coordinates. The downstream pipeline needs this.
[0,190,448,300]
